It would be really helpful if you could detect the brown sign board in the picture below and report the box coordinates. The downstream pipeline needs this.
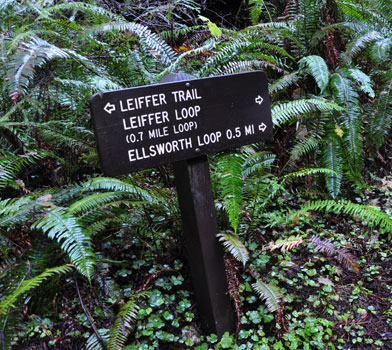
[90,71,272,176]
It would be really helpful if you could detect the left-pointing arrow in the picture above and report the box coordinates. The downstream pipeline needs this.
[104,102,116,114]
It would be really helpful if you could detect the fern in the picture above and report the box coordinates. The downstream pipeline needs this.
[344,31,382,64]
[370,38,392,62]
[0,151,48,190]
[290,200,392,233]
[216,152,244,232]
[6,36,70,99]
[0,196,38,227]
[242,151,275,177]
[38,2,124,22]
[86,330,109,350]
[108,292,147,350]
[68,192,126,215]
[0,265,72,315]
[269,71,299,94]
[322,134,344,198]
[367,72,392,151]
[88,22,177,66]
[346,68,375,98]
[85,177,159,204]
[298,55,330,93]
[281,168,337,185]
[218,232,249,266]
[264,235,304,252]
[309,235,360,273]
[272,98,343,127]
[33,208,96,280]
[252,279,282,313]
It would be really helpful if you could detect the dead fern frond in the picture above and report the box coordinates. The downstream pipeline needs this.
[264,235,304,252]
[308,235,336,256]
[309,235,360,273]
[224,258,242,332]
[336,248,360,274]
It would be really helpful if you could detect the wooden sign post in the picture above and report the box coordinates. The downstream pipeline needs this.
[90,71,272,336]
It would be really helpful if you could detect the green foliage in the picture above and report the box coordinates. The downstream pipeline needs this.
[108,293,147,350]
[290,199,392,233]
[216,152,244,232]
[218,232,249,266]
[298,55,329,93]
[1,0,392,349]
[272,98,343,127]
[33,208,96,280]
[251,279,282,313]
[0,265,72,315]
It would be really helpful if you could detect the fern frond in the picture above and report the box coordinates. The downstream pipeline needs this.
[344,31,382,64]
[108,292,147,350]
[346,68,375,98]
[0,265,72,315]
[308,235,335,256]
[269,71,299,94]
[309,235,360,273]
[264,235,304,252]
[288,133,322,167]
[88,22,177,66]
[291,200,392,233]
[336,248,360,274]
[272,99,343,127]
[68,192,126,215]
[0,196,38,227]
[252,279,282,313]
[0,151,48,190]
[39,2,124,22]
[86,329,110,350]
[322,134,344,199]
[367,74,392,150]
[34,121,94,149]
[6,36,70,98]
[218,232,249,266]
[281,168,337,185]
[330,71,360,108]
[85,177,160,204]
[217,152,244,232]
[298,55,330,93]
[33,208,96,280]
[219,59,284,75]
[370,38,392,62]
[242,151,275,177]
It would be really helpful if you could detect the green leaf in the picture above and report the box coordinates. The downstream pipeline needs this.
[33,208,95,280]
[299,55,330,93]
[217,152,244,232]
[252,279,283,312]
[198,15,222,37]
[218,232,249,266]
[0,265,72,315]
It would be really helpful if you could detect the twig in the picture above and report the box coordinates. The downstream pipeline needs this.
[73,272,107,350]
[0,330,5,350]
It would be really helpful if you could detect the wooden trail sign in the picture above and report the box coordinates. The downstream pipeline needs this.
[90,71,272,176]
[90,71,273,337]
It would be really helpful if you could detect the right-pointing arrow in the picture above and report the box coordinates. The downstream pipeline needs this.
[258,123,267,132]
[104,102,116,114]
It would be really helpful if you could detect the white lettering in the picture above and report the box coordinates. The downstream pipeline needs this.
[175,105,201,120]
[122,111,170,130]
[197,132,222,146]
[128,138,193,162]
[173,121,197,134]
[120,93,167,112]
[171,89,202,102]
